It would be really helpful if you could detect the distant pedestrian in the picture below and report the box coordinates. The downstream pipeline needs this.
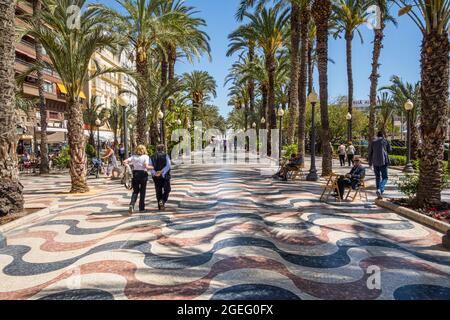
[123,145,154,214]
[103,144,119,177]
[368,131,392,200]
[119,144,126,165]
[346,142,356,166]
[150,144,172,211]
[338,143,346,167]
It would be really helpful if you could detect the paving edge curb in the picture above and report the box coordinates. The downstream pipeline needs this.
[375,199,450,249]
[0,206,53,248]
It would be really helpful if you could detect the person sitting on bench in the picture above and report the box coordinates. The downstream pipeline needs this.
[335,156,365,200]
[279,153,302,181]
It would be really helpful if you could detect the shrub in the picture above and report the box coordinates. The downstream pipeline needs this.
[85,144,96,159]
[147,145,156,156]
[389,155,407,166]
[395,173,420,199]
[283,144,298,159]
[395,162,450,199]
[391,146,407,157]
[53,146,71,169]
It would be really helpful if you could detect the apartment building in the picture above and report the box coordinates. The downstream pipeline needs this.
[15,0,72,154]
[85,49,137,143]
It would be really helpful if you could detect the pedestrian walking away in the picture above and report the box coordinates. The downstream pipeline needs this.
[150,144,172,211]
[119,143,126,165]
[346,142,356,166]
[368,131,392,200]
[123,145,154,214]
[338,143,346,167]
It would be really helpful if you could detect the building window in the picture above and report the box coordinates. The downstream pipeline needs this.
[49,112,59,120]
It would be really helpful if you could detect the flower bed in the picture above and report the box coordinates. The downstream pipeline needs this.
[390,198,450,224]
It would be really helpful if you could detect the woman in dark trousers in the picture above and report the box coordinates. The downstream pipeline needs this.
[123,145,153,214]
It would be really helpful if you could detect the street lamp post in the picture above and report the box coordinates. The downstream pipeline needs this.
[95,118,101,159]
[277,107,284,162]
[403,99,415,173]
[306,90,319,181]
[158,110,164,145]
[346,112,352,143]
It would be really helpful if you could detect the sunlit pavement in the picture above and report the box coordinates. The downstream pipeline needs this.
[0,162,449,300]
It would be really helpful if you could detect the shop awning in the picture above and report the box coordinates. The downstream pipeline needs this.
[56,83,67,94]
[56,83,86,99]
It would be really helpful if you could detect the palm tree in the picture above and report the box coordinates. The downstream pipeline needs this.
[83,96,104,146]
[312,0,333,176]
[368,1,396,144]
[227,25,257,129]
[182,71,217,127]
[243,7,289,154]
[24,0,120,193]
[333,0,370,141]
[395,0,450,207]
[31,0,50,174]
[95,0,176,145]
[0,0,24,216]
[380,75,421,159]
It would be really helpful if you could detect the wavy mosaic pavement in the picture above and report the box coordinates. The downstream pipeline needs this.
[1,166,450,300]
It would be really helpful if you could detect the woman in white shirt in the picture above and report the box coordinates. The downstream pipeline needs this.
[346,142,356,166]
[123,145,154,214]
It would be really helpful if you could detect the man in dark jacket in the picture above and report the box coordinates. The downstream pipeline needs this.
[335,156,366,200]
[368,131,392,199]
[150,144,172,211]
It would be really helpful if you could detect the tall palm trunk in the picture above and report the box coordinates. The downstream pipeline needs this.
[297,4,310,166]
[261,84,268,129]
[168,45,176,81]
[0,0,24,216]
[312,0,332,176]
[307,38,313,95]
[266,55,276,156]
[248,44,255,124]
[33,0,49,174]
[368,21,385,145]
[288,2,300,145]
[67,98,89,193]
[345,31,354,141]
[415,31,450,207]
[136,51,148,145]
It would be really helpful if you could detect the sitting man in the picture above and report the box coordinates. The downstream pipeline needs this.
[335,156,365,200]
[279,153,302,181]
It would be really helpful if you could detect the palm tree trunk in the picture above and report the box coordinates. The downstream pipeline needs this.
[288,2,300,145]
[368,23,385,145]
[168,45,176,81]
[67,98,89,193]
[312,0,332,176]
[0,0,24,216]
[345,31,353,142]
[297,4,310,166]
[261,84,268,129]
[307,39,313,95]
[248,44,255,125]
[136,52,148,145]
[33,0,49,174]
[415,31,449,207]
[266,55,276,156]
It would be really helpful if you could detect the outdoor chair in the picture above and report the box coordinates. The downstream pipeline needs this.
[320,172,341,203]
[286,164,306,181]
[345,177,368,202]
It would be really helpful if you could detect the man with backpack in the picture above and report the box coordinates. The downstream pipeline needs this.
[150,144,172,211]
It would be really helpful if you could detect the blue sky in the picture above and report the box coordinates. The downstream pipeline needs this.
[99,0,423,117]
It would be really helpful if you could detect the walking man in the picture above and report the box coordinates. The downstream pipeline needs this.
[368,131,392,200]
[150,144,172,211]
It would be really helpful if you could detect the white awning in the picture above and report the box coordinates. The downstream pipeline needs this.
[37,127,68,133]
[84,130,114,142]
